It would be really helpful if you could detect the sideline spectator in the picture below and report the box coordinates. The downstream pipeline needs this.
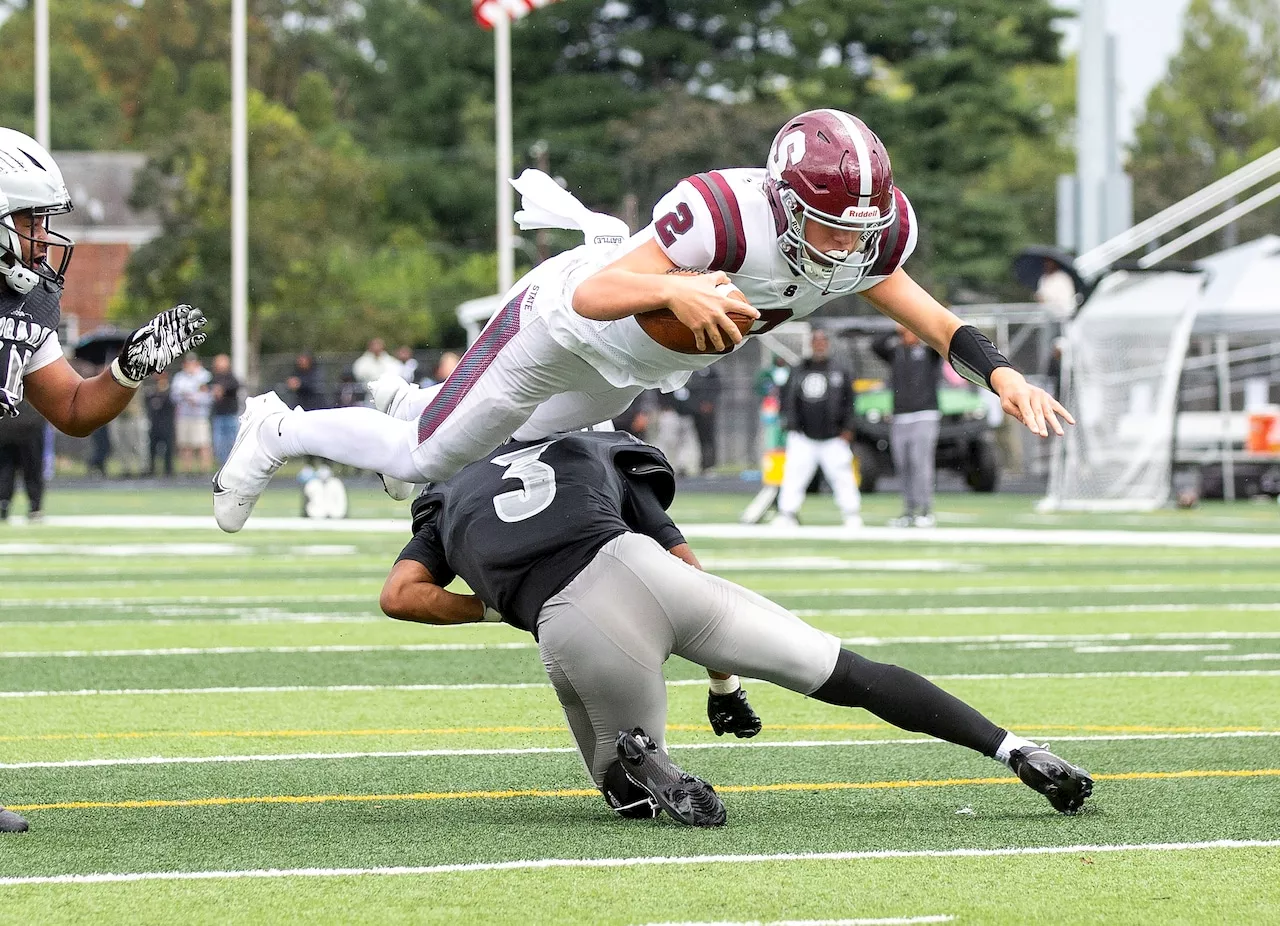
[171,353,213,473]
[874,324,943,527]
[428,351,461,386]
[1035,258,1078,323]
[650,386,700,476]
[0,397,46,521]
[145,372,176,476]
[612,390,656,438]
[352,337,401,385]
[686,366,721,473]
[87,420,111,476]
[285,353,325,411]
[774,329,861,528]
[395,345,418,383]
[209,354,241,465]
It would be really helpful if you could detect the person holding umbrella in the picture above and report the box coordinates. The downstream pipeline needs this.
[0,127,207,834]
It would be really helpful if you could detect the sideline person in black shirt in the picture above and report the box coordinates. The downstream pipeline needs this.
[873,325,944,527]
[775,329,862,528]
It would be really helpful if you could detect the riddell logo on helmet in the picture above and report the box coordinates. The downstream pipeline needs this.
[841,206,881,220]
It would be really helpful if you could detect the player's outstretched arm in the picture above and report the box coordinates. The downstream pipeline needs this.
[380,560,501,625]
[863,268,1074,438]
[24,303,208,438]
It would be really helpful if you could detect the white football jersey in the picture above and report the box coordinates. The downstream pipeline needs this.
[537,168,917,392]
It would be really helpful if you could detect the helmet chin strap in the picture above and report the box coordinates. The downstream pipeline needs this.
[3,263,38,295]
[0,222,36,294]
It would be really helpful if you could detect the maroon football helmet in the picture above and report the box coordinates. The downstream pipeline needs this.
[764,109,897,293]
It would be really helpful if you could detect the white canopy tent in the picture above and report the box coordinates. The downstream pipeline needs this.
[1044,235,1280,509]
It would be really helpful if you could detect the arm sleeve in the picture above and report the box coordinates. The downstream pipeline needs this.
[24,332,62,375]
[646,178,719,270]
[622,476,686,550]
[395,521,457,586]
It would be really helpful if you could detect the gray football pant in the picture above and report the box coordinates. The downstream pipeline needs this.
[536,532,842,787]
[890,415,939,515]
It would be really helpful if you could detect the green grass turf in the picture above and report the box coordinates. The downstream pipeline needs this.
[1,485,1279,923]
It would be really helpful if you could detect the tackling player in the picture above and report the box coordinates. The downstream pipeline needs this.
[378,430,1092,826]
[214,108,1070,531]
[0,128,207,834]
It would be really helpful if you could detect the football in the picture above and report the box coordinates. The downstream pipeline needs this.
[636,281,754,355]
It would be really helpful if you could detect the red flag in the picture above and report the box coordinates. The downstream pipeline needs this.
[473,0,564,29]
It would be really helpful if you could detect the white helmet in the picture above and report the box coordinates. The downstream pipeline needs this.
[0,128,73,294]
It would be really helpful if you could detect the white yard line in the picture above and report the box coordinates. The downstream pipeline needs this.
[1204,654,1280,662]
[3,731,1276,771]
[797,603,1280,618]
[0,594,373,610]
[770,582,1280,598]
[638,918,953,926]
[0,642,535,659]
[3,670,1278,699]
[3,840,1277,887]
[30,515,1280,548]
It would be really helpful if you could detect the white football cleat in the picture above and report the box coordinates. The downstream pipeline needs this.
[772,512,799,529]
[843,514,864,529]
[367,374,420,501]
[212,392,290,533]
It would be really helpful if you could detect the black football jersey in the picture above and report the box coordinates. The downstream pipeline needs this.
[0,280,61,408]
[398,431,684,634]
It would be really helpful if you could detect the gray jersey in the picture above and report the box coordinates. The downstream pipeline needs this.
[397,431,684,633]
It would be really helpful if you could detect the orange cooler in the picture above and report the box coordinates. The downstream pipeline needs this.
[1246,406,1280,454]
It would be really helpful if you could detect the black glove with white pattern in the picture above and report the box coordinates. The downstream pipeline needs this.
[111,304,208,388]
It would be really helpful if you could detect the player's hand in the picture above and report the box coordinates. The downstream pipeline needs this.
[665,271,759,353]
[991,368,1075,437]
[114,304,208,385]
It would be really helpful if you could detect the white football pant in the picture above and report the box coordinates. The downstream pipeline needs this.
[776,431,862,519]
[269,289,641,483]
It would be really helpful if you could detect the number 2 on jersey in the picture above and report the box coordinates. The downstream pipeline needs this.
[490,440,558,523]
[655,203,694,246]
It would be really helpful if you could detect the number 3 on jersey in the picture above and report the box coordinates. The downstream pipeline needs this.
[655,203,694,246]
[491,440,558,523]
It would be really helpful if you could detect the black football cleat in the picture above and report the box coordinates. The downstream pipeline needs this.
[708,687,762,738]
[615,728,726,827]
[1009,744,1094,814]
[0,806,29,833]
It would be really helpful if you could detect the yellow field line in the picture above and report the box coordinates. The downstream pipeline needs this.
[13,768,1280,813]
[2,722,1264,744]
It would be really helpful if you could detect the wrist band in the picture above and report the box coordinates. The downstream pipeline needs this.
[109,357,142,390]
[948,325,1012,392]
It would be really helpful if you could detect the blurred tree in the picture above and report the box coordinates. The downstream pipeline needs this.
[117,92,479,353]
[1129,0,1280,255]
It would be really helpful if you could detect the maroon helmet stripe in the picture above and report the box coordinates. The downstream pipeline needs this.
[707,171,747,273]
[417,289,525,444]
[687,173,728,270]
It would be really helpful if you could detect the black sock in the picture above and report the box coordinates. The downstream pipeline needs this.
[812,648,1006,757]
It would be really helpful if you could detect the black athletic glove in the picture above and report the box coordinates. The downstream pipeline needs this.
[111,304,208,388]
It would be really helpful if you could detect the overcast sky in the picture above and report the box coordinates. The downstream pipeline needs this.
[1054,0,1192,145]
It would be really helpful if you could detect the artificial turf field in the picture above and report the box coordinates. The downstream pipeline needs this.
[1,485,1279,925]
